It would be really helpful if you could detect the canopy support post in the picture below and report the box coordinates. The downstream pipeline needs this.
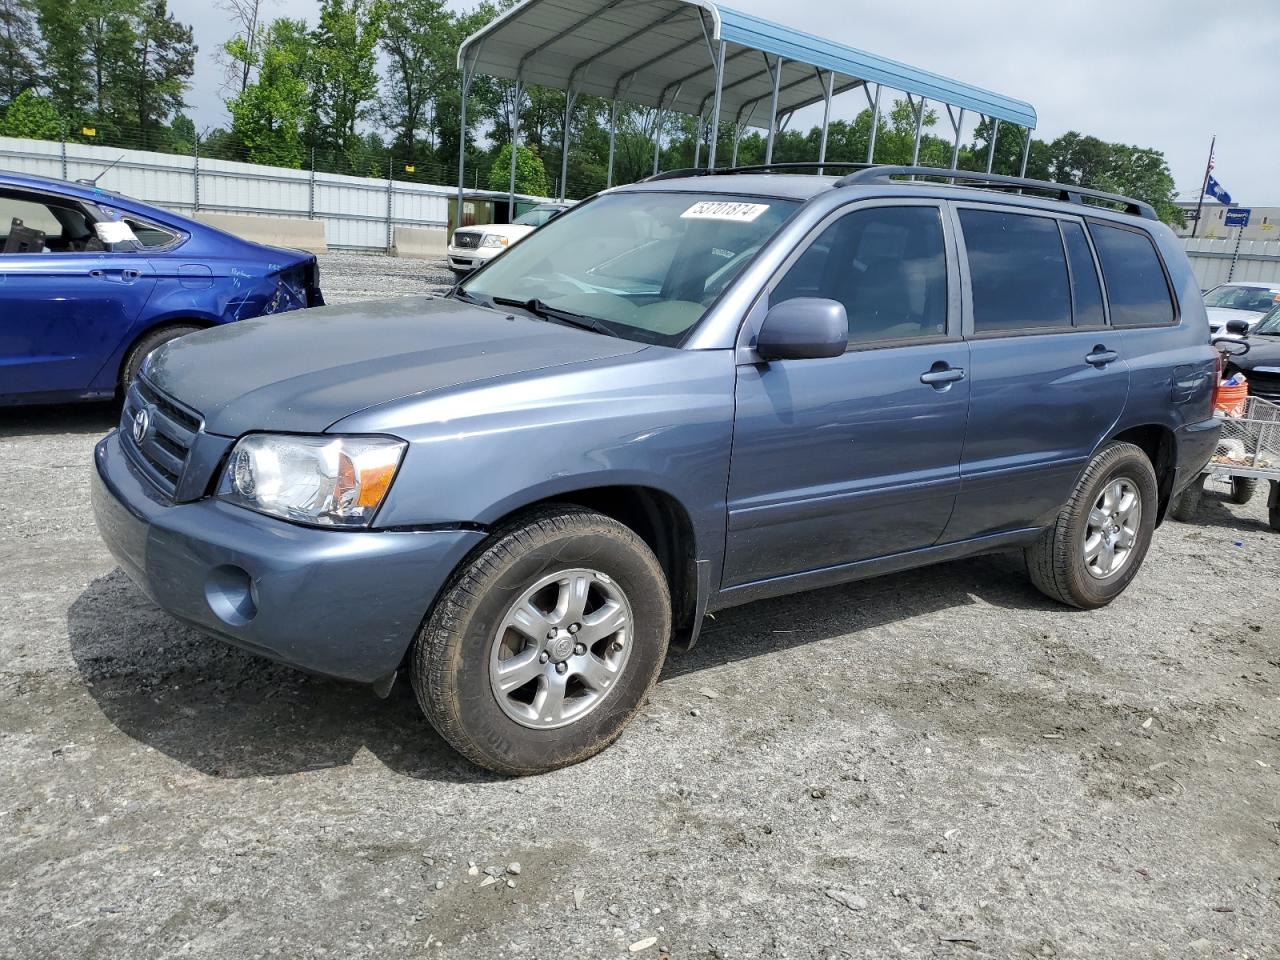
[731,122,743,167]
[947,105,965,170]
[865,83,881,163]
[508,79,524,220]
[986,118,1000,173]
[455,60,473,238]
[606,100,620,187]
[908,94,924,166]
[652,105,664,176]
[765,54,783,164]
[1019,126,1032,177]
[706,39,725,170]
[818,69,834,173]
[558,86,578,201]
[694,117,703,168]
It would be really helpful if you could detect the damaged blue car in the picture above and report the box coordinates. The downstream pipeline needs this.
[0,171,323,405]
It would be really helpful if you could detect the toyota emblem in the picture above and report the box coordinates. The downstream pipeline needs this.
[132,406,152,445]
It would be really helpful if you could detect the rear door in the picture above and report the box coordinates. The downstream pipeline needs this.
[724,201,971,588]
[942,204,1130,542]
[0,189,155,398]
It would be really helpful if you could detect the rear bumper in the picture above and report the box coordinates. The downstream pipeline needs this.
[92,429,485,683]
[1173,416,1222,496]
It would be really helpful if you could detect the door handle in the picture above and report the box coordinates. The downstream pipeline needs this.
[121,268,142,282]
[89,269,105,279]
[920,363,966,387]
[1086,346,1119,367]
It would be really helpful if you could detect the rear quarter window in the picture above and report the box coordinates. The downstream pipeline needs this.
[1088,222,1176,327]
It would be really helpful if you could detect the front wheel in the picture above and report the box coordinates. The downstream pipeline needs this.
[1230,477,1259,505]
[411,506,671,776]
[1025,442,1159,609]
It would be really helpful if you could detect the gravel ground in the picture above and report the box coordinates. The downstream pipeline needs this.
[2,254,1279,959]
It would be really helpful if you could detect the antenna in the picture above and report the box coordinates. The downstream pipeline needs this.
[75,155,124,188]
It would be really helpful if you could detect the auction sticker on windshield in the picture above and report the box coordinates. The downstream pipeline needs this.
[681,201,771,222]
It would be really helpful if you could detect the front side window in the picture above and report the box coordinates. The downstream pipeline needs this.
[0,192,98,254]
[771,205,948,345]
[1088,222,1176,327]
[461,191,799,346]
[960,209,1071,333]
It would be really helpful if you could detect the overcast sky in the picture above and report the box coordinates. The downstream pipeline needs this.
[182,0,1280,204]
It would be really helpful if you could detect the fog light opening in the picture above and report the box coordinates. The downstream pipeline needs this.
[205,565,258,626]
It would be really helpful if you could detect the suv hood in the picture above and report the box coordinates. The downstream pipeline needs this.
[456,223,535,242]
[145,295,646,437]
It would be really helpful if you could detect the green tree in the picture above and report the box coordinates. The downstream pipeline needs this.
[380,0,450,155]
[119,0,195,149]
[35,0,90,126]
[226,17,311,166]
[0,88,62,138]
[0,0,41,106]
[310,0,385,164]
[488,142,549,197]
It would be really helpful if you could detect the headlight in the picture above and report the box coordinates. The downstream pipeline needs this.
[480,234,509,249]
[218,434,406,528]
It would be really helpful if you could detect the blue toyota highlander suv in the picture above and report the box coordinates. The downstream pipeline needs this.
[92,166,1221,775]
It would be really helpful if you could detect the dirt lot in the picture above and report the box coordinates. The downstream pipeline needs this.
[2,253,1278,959]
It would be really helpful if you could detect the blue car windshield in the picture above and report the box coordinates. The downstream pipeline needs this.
[459,191,799,346]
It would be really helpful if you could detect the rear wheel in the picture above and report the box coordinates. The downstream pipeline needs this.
[1230,477,1258,505]
[411,506,671,775]
[1025,442,1159,609]
[119,324,201,394]
[1169,475,1204,522]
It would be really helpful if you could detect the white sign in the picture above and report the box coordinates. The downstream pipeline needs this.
[681,201,770,223]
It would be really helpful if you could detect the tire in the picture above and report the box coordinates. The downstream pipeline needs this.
[119,324,201,394]
[411,505,671,776]
[1230,477,1258,505]
[1169,476,1204,523]
[1025,441,1159,610]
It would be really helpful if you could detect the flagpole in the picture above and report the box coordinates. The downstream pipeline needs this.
[1192,134,1215,239]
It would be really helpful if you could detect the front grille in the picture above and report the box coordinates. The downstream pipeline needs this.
[1248,373,1280,403]
[453,231,481,250]
[120,377,202,498]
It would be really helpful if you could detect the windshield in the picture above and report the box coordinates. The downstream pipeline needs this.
[513,206,560,227]
[1204,284,1280,312]
[460,191,799,345]
[1253,304,1280,335]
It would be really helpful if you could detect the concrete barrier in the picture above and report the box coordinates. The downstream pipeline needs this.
[194,212,328,254]
[393,225,448,260]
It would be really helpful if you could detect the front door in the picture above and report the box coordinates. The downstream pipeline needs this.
[724,202,971,588]
[0,189,155,398]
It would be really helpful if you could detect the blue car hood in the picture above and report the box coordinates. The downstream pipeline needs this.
[145,295,647,437]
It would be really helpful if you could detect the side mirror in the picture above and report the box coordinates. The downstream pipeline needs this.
[1225,318,1250,336]
[756,298,848,361]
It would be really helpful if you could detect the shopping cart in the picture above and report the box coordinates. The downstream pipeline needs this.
[1171,394,1280,530]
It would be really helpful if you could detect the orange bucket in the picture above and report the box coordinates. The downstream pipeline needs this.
[1214,381,1249,418]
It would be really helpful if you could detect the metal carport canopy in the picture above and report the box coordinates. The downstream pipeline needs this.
[460,1,1036,130]
[454,0,1038,210]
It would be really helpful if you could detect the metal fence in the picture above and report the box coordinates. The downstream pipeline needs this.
[0,135,474,252]
[1183,236,1280,290]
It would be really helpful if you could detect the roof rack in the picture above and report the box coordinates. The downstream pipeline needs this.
[641,162,876,183]
[833,166,1158,220]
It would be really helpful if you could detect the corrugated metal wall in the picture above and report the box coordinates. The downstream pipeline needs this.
[1183,237,1280,290]
[0,136,458,252]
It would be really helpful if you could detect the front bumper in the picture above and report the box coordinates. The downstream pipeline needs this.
[92,429,485,683]
[446,245,501,272]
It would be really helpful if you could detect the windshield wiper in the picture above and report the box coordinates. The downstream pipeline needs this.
[451,287,494,308]
[491,296,617,337]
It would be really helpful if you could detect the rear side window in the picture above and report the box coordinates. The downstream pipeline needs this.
[772,205,949,345]
[960,209,1071,333]
[1060,221,1106,327]
[1088,222,1176,327]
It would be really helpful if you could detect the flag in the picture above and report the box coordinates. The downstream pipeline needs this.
[1206,174,1232,205]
